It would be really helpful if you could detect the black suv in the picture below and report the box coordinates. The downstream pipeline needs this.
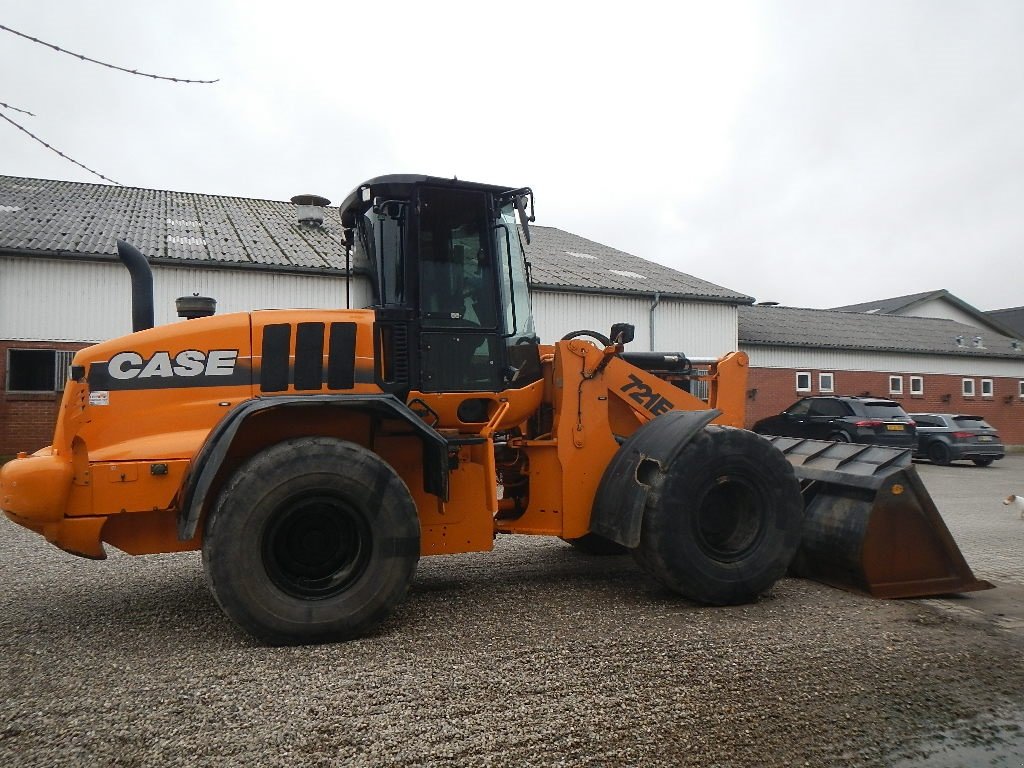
[752,396,917,448]
[909,413,1005,467]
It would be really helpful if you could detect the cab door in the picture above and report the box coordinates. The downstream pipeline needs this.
[415,186,505,393]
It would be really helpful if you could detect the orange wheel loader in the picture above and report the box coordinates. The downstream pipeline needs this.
[0,175,989,645]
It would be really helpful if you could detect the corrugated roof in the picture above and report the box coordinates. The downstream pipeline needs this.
[831,290,944,314]
[987,306,1024,338]
[0,176,347,272]
[829,288,1020,339]
[0,175,752,303]
[739,305,1024,359]
[524,226,751,302]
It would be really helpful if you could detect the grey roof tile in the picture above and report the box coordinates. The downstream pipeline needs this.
[0,175,346,273]
[987,306,1024,337]
[739,305,1024,359]
[523,226,750,302]
[831,290,945,314]
[0,175,751,303]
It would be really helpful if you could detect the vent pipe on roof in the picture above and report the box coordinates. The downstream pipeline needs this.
[291,194,331,227]
[116,239,154,332]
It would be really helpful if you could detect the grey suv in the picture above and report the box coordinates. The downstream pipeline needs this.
[752,396,917,448]
[909,413,1005,466]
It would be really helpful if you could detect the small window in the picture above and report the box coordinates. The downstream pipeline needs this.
[980,379,993,397]
[962,378,975,397]
[796,372,811,392]
[6,348,74,392]
[1020,380,1024,398]
[909,375,924,395]
[889,376,903,396]
[819,372,834,393]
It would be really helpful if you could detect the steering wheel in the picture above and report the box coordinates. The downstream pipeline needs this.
[560,330,612,345]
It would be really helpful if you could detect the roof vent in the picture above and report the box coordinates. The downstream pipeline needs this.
[290,194,331,227]
[1012,340,1022,351]
[955,334,964,347]
[972,335,984,348]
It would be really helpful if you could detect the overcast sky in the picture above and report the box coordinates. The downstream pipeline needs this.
[2,1,1022,311]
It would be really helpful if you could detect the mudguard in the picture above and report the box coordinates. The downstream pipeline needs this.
[177,393,450,540]
[589,409,720,548]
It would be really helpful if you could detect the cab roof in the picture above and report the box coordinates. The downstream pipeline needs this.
[338,174,518,228]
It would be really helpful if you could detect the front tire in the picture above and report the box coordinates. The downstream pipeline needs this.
[972,457,994,467]
[634,427,804,605]
[202,437,420,645]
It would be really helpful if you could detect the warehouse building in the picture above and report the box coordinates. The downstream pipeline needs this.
[0,175,748,454]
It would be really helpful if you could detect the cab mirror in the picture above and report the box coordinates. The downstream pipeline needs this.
[610,323,635,345]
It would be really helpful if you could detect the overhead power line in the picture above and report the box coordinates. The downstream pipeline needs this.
[1,101,36,116]
[0,23,219,84]
[0,112,121,185]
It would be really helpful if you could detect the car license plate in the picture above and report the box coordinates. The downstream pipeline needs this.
[886,424,904,431]
[979,435,993,442]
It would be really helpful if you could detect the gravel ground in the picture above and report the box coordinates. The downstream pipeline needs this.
[2,515,1024,767]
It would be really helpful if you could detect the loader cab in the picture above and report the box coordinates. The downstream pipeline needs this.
[341,175,541,395]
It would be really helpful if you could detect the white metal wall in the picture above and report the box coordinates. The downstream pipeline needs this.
[744,345,1024,378]
[1,257,740,358]
[532,290,738,357]
[0,257,373,342]
[902,297,985,328]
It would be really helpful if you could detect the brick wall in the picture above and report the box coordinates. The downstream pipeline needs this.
[746,367,1024,445]
[1,340,92,455]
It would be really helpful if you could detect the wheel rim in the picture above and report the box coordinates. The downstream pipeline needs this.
[262,493,372,599]
[694,476,765,562]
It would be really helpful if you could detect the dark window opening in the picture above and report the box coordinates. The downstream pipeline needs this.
[7,348,74,392]
[418,188,497,329]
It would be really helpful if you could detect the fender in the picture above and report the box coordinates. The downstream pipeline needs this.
[176,393,450,540]
[588,409,720,548]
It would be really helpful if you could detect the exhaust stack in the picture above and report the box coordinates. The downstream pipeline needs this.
[116,240,154,332]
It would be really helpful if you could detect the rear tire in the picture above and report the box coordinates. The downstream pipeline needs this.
[972,457,994,467]
[202,437,420,645]
[563,533,628,555]
[828,431,851,443]
[927,441,952,466]
[634,426,804,605]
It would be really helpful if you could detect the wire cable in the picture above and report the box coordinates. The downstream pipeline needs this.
[0,112,121,185]
[0,101,35,116]
[0,23,219,83]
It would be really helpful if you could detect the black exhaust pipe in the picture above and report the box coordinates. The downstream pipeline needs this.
[116,240,154,332]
